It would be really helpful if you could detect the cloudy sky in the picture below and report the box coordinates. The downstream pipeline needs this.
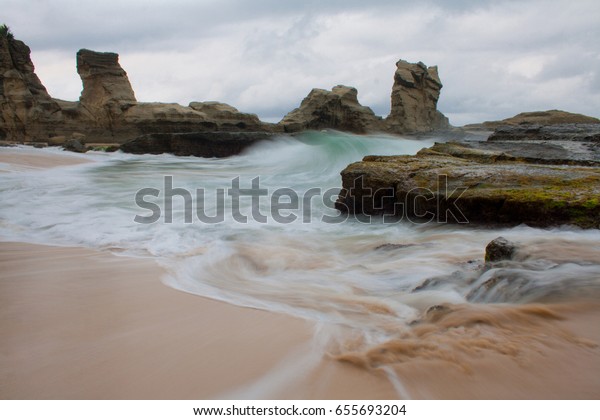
[4,0,600,125]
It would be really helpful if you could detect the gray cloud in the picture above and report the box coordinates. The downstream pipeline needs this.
[4,0,599,125]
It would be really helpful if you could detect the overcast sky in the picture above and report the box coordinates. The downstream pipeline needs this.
[4,0,600,125]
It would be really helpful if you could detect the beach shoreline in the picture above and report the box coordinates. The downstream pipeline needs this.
[1,147,599,399]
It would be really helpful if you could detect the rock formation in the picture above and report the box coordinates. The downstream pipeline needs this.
[0,33,277,149]
[464,110,600,131]
[385,60,449,133]
[188,101,267,131]
[1,33,452,154]
[336,141,600,228]
[119,131,274,158]
[487,123,600,142]
[0,33,64,142]
[76,49,136,124]
[279,85,382,134]
[485,237,517,263]
[72,49,277,144]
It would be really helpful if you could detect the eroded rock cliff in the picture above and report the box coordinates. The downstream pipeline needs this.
[0,35,64,142]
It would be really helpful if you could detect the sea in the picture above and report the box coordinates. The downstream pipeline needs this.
[2,131,600,381]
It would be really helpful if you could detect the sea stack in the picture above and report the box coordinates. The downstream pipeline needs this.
[385,60,449,133]
[76,49,137,120]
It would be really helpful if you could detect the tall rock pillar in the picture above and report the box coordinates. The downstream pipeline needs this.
[385,60,449,133]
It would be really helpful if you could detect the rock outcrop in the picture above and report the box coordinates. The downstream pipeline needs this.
[76,49,136,124]
[280,61,450,135]
[279,85,382,134]
[0,33,64,142]
[0,34,278,150]
[465,110,600,131]
[385,60,449,134]
[487,123,600,142]
[72,49,278,144]
[485,237,517,263]
[1,33,452,153]
[425,139,600,166]
[119,131,274,158]
[337,141,600,228]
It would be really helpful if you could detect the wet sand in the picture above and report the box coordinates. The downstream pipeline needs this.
[2,242,599,399]
[0,147,90,171]
[353,302,600,399]
[0,241,403,399]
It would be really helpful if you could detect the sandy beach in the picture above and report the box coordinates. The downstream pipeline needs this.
[0,241,406,399]
[1,148,600,399]
[0,147,90,171]
[2,240,599,399]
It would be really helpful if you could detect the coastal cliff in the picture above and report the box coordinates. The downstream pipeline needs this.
[0,33,64,142]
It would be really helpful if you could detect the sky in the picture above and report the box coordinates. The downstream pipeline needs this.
[3,0,600,126]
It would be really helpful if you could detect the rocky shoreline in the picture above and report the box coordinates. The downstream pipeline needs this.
[336,124,600,228]
[1,33,448,156]
[3,31,600,228]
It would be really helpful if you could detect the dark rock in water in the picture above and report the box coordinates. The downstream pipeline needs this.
[485,237,517,263]
[63,139,88,153]
[488,123,600,142]
[424,304,452,322]
[104,145,120,153]
[375,243,416,251]
[120,131,275,158]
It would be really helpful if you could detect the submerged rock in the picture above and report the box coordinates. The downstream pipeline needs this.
[485,237,517,263]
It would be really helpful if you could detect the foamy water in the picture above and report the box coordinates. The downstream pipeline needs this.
[2,133,600,375]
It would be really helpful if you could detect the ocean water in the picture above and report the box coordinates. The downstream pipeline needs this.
[2,132,600,372]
